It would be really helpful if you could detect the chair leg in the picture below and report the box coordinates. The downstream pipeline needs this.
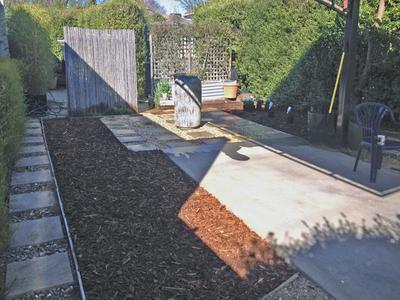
[370,145,378,183]
[377,148,383,170]
[353,146,363,172]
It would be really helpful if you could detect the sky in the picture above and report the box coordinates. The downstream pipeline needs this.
[156,0,185,14]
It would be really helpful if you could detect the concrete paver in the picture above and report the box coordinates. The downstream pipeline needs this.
[6,252,73,298]
[9,191,56,213]
[15,156,49,168]
[10,216,64,247]
[25,128,42,136]
[23,136,44,144]
[117,135,146,143]
[11,170,52,186]
[20,145,46,155]
[127,144,158,152]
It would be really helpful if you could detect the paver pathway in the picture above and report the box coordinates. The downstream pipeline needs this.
[5,118,76,299]
[103,112,400,300]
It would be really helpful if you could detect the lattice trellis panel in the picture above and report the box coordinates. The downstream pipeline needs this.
[151,34,231,83]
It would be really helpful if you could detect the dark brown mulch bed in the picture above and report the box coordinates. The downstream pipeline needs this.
[228,109,309,138]
[44,118,294,300]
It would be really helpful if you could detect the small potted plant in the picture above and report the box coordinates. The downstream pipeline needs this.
[154,79,172,107]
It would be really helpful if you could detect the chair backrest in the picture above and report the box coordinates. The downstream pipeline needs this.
[353,102,392,138]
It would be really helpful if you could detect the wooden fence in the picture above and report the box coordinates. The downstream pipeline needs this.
[64,27,138,113]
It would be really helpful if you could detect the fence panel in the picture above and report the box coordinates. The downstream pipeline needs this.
[64,27,138,113]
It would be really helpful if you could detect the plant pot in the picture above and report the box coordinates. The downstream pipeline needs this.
[224,82,239,100]
[307,111,336,143]
[347,120,362,150]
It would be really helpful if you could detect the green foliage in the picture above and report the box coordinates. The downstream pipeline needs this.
[154,79,171,107]
[195,0,400,113]
[7,5,54,95]
[0,59,26,252]
[234,0,340,109]
[77,0,148,97]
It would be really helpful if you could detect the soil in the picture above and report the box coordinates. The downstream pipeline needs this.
[228,109,309,138]
[44,118,294,300]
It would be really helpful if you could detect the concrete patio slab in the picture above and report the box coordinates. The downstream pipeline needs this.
[9,191,56,213]
[11,170,52,186]
[20,145,46,155]
[10,216,64,247]
[293,238,400,300]
[6,252,73,299]
[15,156,49,168]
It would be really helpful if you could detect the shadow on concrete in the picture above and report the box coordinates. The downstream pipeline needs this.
[204,111,400,197]
[276,213,400,300]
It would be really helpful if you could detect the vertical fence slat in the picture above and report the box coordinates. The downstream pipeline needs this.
[64,27,138,113]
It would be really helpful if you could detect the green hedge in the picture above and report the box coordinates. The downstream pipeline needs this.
[195,0,400,113]
[21,1,148,98]
[0,58,26,252]
[7,5,54,95]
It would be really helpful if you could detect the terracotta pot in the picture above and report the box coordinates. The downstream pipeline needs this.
[223,82,239,100]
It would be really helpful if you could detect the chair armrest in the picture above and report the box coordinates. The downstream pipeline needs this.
[390,110,400,126]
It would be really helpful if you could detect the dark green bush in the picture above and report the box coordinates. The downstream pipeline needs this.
[77,0,148,97]
[7,5,54,95]
[0,58,26,252]
[195,0,400,113]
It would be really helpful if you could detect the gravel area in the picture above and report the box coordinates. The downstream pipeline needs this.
[14,284,77,300]
[263,274,332,300]
[11,183,53,195]
[45,118,294,299]
[7,240,68,263]
[10,206,59,222]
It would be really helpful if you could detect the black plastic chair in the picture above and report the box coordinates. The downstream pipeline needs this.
[353,102,400,183]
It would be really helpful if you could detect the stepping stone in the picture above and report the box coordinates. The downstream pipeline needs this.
[111,129,137,137]
[10,216,63,248]
[25,128,42,136]
[25,123,40,129]
[164,141,196,148]
[108,124,130,129]
[157,134,180,141]
[23,136,44,144]
[11,170,52,186]
[117,135,146,143]
[188,131,215,139]
[9,191,56,213]
[130,116,146,122]
[6,252,73,299]
[20,145,46,155]
[15,156,49,168]
[127,144,158,152]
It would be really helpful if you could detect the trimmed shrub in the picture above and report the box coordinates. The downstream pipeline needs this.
[77,0,148,97]
[195,0,400,113]
[7,6,54,95]
[0,58,26,252]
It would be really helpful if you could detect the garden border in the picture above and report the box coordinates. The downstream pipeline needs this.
[41,118,86,300]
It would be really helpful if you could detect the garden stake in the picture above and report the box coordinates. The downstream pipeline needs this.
[329,51,345,114]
